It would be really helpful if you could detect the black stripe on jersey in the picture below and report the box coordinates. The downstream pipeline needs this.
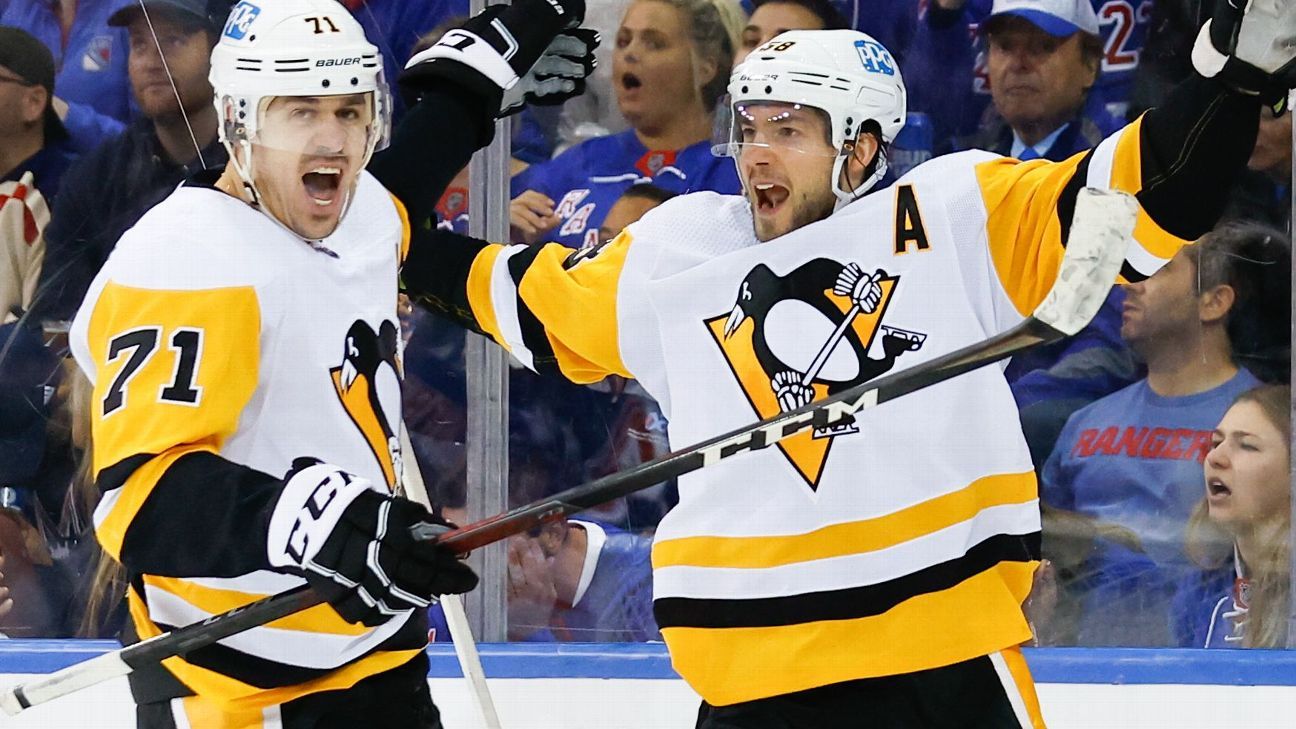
[100,451,282,578]
[401,228,491,336]
[506,244,561,377]
[652,531,1040,630]
[1054,150,1093,251]
[1119,260,1149,283]
[149,608,428,690]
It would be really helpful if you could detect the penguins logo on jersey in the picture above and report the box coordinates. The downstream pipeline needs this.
[704,259,926,489]
[329,320,403,490]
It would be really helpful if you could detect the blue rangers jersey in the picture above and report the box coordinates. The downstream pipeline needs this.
[510,130,742,249]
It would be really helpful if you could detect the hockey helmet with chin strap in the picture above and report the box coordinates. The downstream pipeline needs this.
[208,0,391,217]
[717,29,907,202]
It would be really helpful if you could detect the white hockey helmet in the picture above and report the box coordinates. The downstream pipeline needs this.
[719,30,907,202]
[209,0,390,208]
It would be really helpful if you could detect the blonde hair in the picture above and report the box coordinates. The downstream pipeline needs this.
[641,0,743,109]
[1184,384,1291,648]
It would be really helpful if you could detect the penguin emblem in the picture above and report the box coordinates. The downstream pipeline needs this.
[329,320,404,490]
[705,258,926,489]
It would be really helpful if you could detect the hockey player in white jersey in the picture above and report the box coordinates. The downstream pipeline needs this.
[396,0,1295,725]
[68,0,595,725]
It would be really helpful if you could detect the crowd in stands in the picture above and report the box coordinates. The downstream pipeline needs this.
[0,0,1290,650]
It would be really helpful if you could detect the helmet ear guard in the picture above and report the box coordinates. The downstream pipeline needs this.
[723,30,907,203]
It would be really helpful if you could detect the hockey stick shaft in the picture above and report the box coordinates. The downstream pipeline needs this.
[0,189,1135,716]
[399,425,503,729]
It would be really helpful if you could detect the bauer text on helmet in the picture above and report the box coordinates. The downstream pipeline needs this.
[210,0,391,241]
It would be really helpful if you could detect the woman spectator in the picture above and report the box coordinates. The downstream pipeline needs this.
[509,0,743,247]
[1175,385,1291,648]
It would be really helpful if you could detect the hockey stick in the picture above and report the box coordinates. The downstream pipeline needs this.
[398,424,503,729]
[0,188,1135,716]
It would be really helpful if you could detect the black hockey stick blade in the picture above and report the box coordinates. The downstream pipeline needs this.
[0,188,1135,716]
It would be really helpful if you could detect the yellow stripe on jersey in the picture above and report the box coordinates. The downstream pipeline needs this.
[390,193,412,264]
[652,471,1036,570]
[143,576,371,636]
[978,120,1186,317]
[1114,117,1182,263]
[128,592,421,713]
[464,236,633,383]
[516,240,631,382]
[97,447,216,561]
[977,157,1083,318]
[465,243,505,344]
[663,561,1036,706]
[87,283,260,559]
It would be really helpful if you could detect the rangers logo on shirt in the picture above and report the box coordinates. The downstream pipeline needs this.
[704,259,925,489]
[81,36,113,72]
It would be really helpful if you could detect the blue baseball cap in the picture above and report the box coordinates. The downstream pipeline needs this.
[984,0,1100,38]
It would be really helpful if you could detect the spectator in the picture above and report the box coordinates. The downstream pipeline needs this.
[29,0,228,326]
[736,0,847,64]
[0,27,79,203]
[1175,384,1291,649]
[596,182,677,243]
[509,0,742,248]
[502,518,657,642]
[949,0,1118,160]
[1222,107,1291,230]
[904,0,1152,147]
[0,0,131,147]
[1040,222,1290,645]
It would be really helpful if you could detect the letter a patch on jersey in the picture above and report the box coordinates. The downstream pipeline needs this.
[703,259,926,490]
[330,319,403,489]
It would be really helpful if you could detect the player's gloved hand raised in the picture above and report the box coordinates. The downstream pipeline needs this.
[401,0,592,115]
[1192,0,1296,110]
[267,459,478,627]
[499,29,599,117]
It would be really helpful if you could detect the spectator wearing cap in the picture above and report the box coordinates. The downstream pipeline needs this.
[0,1,131,148]
[0,26,79,202]
[949,0,1120,161]
[903,0,1152,147]
[29,0,229,326]
[0,26,78,321]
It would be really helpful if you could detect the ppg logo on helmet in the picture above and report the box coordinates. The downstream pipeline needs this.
[854,40,895,76]
[223,2,261,40]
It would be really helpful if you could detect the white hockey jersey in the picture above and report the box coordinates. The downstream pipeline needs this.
[425,118,1183,705]
[70,171,418,710]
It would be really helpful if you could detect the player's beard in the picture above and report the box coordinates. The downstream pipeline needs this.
[752,185,836,242]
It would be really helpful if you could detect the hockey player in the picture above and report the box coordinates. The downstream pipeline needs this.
[398,0,1295,724]
[68,0,594,725]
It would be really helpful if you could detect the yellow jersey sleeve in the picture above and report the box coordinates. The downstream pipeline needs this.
[976,116,1187,319]
[403,228,633,383]
[84,281,280,575]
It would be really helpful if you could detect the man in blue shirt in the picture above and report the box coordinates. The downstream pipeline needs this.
[1040,224,1289,646]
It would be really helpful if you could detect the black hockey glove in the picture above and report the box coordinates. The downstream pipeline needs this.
[400,0,590,115]
[267,459,478,627]
[1192,0,1296,112]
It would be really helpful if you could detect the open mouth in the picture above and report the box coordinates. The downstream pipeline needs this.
[302,167,342,207]
[1208,478,1232,497]
[621,72,642,91]
[752,182,789,213]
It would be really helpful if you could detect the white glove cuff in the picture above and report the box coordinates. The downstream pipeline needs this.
[267,464,377,569]
[406,27,520,91]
